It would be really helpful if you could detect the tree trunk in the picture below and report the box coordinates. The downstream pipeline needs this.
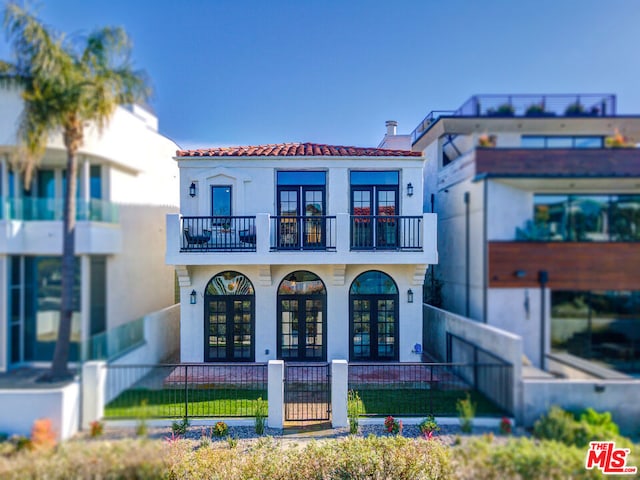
[48,122,81,380]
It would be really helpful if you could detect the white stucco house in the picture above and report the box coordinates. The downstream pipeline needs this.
[0,86,180,370]
[166,137,438,364]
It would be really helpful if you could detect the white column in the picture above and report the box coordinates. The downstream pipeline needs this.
[255,213,271,255]
[267,360,284,429]
[82,360,107,429]
[335,213,350,254]
[331,360,348,428]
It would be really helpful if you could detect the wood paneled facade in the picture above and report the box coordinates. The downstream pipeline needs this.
[489,242,640,290]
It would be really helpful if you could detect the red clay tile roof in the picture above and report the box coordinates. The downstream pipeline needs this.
[176,142,421,157]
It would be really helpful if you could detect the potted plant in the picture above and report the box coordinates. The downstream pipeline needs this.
[525,104,555,117]
[605,130,634,148]
[487,103,515,117]
[564,101,585,116]
[478,134,496,147]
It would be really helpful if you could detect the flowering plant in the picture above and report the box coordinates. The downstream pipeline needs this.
[384,416,403,435]
[418,414,440,439]
[499,417,512,435]
[89,420,104,438]
[213,421,229,437]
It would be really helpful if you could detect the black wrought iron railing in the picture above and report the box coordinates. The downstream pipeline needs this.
[411,93,617,144]
[103,363,268,419]
[181,216,256,252]
[350,215,422,250]
[348,361,513,417]
[270,215,336,251]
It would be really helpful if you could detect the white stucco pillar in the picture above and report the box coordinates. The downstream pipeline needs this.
[335,213,350,254]
[331,360,348,428]
[255,213,270,254]
[82,360,107,429]
[267,360,284,429]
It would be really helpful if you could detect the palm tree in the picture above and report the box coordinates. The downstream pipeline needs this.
[1,2,149,379]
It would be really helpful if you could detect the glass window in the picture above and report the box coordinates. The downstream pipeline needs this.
[520,137,545,148]
[350,271,398,295]
[574,137,603,148]
[534,195,569,240]
[278,271,326,295]
[90,166,102,200]
[610,195,640,241]
[552,290,640,374]
[211,186,231,216]
[545,137,574,148]
[521,136,604,148]
[37,170,55,198]
[350,171,399,186]
[277,171,326,186]
[62,170,82,199]
[569,196,609,241]
[206,271,254,295]
[90,256,106,335]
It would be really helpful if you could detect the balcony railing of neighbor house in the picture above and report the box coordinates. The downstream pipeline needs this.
[350,215,422,250]
[103,363,268,418]
[348,361,513,416]
[181,216,257,252]
[270,215,336,251]
[411,93,617,144]
[1,197,119,222]
[85,317,145,362]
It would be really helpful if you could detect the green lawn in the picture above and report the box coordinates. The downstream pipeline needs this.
[352,388,506,416]
[105,388,268,418]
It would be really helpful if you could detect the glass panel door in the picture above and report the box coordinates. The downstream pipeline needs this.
[303,189,325,248]
[278,189,300,249]
[305,299,324,359]
[377,299,396,359]
[280,299,299,359]
[279,296,326,361]
[351,188,373,248]
[376,189,398,248]
[206,297,254,361]
[233,300,252,360]
[207,300,227,360]
[351,299,371,360]
[350,295,397,361]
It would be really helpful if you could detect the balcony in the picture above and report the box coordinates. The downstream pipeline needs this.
[412,94,617,144]
[167,213,438,266]
[1,197,119,222]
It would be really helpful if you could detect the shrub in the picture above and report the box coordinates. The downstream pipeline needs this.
[213,421,228,437]
[533,406,625,448]
[565,101,585,115]
[477,133,496,147]
[384,415,403,435]
[89,420,104,438]
[30,419,56,450]
[135,399,149,437]
[171,418,190,436]
[254,397,267,435]
[418,414,440,439]
[227,435,238,449]
[456,393,476,433]
[347,390,361,435]
[605,129,634,148]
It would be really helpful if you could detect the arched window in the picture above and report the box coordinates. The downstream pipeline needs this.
[204,271,254,362]
[277,271,326,361]
[349,271,399,361]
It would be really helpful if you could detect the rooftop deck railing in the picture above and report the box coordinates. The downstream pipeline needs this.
[411,94,617,144]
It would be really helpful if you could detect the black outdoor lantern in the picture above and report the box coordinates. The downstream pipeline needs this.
[407,289,414,303]
[407,183,414,196]
[189,182,197,197]
[190,289,197,304]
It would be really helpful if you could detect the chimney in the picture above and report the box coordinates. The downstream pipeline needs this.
[385,120,398,136]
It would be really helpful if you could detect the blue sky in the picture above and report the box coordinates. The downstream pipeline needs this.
[2,0,640,149]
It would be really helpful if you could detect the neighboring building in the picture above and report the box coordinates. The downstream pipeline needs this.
[0,87,180,371]
[166,141,437,363]
[411,94,640,374]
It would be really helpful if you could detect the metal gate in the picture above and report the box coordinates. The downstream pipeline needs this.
[284,363,331,421]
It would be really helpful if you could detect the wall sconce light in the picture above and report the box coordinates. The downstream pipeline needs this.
[190,289,197,304]
[189,182,197,197]
[514,269,527,278]
[407,183,414,196]
[407,289,414,303]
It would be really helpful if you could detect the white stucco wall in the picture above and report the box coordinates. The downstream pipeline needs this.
[180,264,423,364]
[107,204,178,329]
[486,181,532,240]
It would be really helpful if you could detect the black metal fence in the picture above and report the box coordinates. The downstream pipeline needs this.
[270,215,336,251]
[348,361,513,417]
[181,216,257,252]
[103,363,267,419]
[350,215,422,250]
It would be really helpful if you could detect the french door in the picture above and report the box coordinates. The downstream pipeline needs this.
[205,296,254,361]
[350,295,398,361]
[351,186,398,249]
[278,295,326,361]
[277,186,326,249]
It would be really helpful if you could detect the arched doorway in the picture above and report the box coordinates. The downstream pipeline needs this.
[204,271,255,362]
[277,271,327,361]
[350,271,399,361]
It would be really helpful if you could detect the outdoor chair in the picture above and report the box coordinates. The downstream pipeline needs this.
[239,225,256,244]
[183,228,211,246]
